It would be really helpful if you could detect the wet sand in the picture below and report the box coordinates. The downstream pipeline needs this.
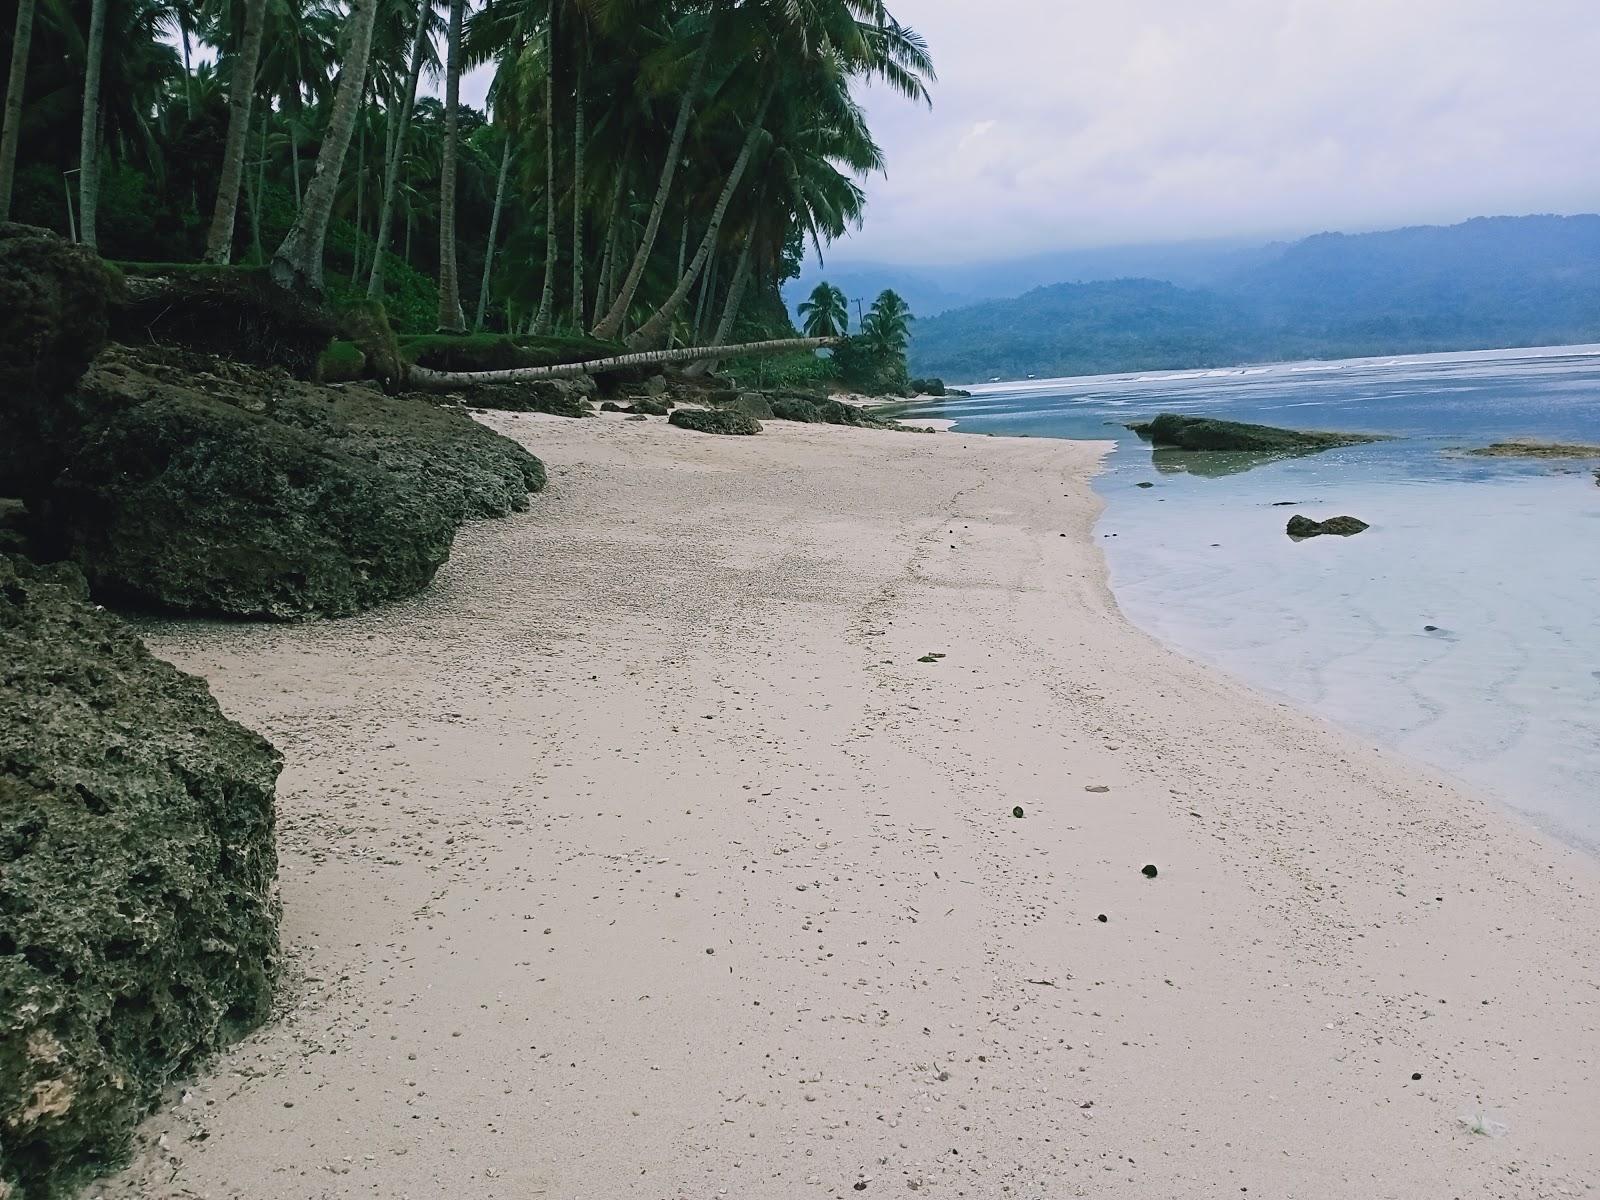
[98,412,1600,1198]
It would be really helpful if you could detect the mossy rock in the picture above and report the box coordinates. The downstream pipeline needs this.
[1126,413,1383,452]
[668,408,762,436]
[316,339,368,383]
[336,300,404,386]
[40,346,547,619]
[108,264,337,379]
[770,396,823,423]
[0,556,281,1198]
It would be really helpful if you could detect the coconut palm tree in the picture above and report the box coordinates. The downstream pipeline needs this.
[270,0,380,292]
[77,0,108,247]
[0,0,35,221]
[435,0,466,329]
[799,282,849,338]
[588,5,714,339]
[368,0,438,297]
[861,287,912,355]
[203,0,267,262]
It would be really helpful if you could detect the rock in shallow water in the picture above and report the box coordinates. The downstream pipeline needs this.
[1286,514,1370,538]
[0,556,281,1197]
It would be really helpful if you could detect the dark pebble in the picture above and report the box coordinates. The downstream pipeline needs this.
[1012,806,1024,818]
[1411,1072,1422,1081]
[1141,864,1158,878]
[1096,914,1108,923]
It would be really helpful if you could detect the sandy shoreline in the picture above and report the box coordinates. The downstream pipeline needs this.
[96,414,1600,1198]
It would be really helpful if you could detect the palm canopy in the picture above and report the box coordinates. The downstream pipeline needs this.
[861,287,911,354]
[798,281,849,337]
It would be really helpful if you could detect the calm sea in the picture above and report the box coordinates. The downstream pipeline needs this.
[900,345,1600,854]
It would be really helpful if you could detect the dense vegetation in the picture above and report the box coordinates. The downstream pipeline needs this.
[909,215,1600,381]
[0,0,933,381]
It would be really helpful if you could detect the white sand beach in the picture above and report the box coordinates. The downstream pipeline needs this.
[96,414,1600,1199]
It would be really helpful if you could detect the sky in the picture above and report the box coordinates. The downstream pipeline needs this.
[819,0,1600,265]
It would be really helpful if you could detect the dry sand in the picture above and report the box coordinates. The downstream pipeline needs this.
[97,414,1600,1199]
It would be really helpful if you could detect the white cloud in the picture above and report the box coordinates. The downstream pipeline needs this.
[833,0,1600,263]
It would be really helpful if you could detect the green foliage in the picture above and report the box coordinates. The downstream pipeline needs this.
[798,281,849,337]
[317,340,369,382]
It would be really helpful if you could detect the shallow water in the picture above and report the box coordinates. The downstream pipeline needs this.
[901,346,1600,854]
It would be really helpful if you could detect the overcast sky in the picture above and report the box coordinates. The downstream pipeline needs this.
[813,0,1600,264]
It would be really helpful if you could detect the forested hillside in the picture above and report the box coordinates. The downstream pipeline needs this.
[910,215,1600,381]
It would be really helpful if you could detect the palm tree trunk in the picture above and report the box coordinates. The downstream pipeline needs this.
[178,5,195,117]
[684,232,754,377]
[532,0,558,334]
[588,29,712,339]
[592,157,626,319]
[569,60,585,329]
[289,106,302,206]
[692,244,718,340]
[0,0,38,221]
[406,335,841,389]
[473,136,513,331]
[249,107,266,262]
[367,1,428,298]
[435,0,466,330]
[76,0,107,249]
[270,0,379,293]
[627,84,774,350]
[203,0,266,263]
[353,116,366,280]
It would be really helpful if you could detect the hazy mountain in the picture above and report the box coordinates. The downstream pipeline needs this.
[907,215,1600,382]
[784,236,1280,321]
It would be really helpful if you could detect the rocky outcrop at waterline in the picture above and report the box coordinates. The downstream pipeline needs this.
[1127,413,1385,453]
[1286,514,1370,538]
[0,556,281,1199]
[1462,440,1600,459]
[0,226,546,620]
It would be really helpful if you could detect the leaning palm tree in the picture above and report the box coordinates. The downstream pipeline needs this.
[588,5,715,340]
[203,0,269,263]
[271,0,381,292]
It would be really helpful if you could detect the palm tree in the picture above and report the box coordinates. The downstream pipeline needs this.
[0,0,36,220]
[78,0,109,248]
[530,0,558,333]
[435,0,466,329]
[799,282,849,338]
[588,7,714,340]
[861,288,912,355]
[203,0,268,263]
[367,0,436,297]
[270,0,381,292]
[473,131,513,329]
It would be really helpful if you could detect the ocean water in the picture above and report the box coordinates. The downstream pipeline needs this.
[899,346,1600,854]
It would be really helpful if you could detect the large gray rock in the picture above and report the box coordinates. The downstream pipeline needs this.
[41,346,546,619]
[0,556,281,1198]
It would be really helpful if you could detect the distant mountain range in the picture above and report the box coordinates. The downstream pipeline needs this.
[785,236,1278,321]
[801,215,1600,383]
